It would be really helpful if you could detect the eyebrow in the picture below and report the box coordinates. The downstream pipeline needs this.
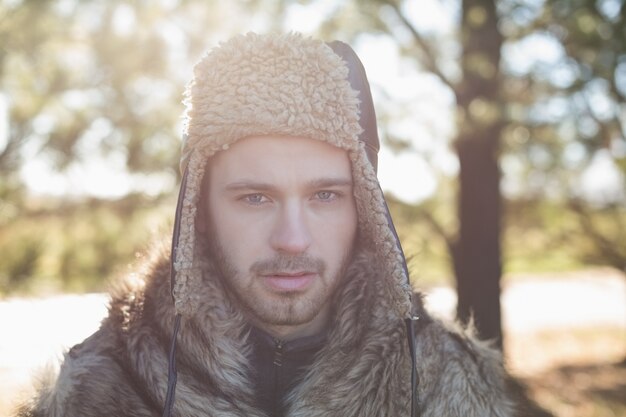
[224,177,353,192]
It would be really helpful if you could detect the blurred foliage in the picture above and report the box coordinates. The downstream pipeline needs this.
[498,0,626,198]
[390,195,623,285]
[505,198,625,272]
[1,0,178,198]
[0,194,173,296]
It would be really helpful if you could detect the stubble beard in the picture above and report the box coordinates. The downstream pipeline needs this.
[209,241,353,327]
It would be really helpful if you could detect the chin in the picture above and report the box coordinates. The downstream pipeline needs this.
[252,298,322,326]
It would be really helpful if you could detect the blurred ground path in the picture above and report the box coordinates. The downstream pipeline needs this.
[425,267,626,332]
[425,268,626,378]
[1,268,625,414]
[0,293,109,414]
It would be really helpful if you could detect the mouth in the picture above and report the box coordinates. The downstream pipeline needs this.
[261,271,317,292]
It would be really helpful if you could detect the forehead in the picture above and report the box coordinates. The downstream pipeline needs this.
[207,135,352,182]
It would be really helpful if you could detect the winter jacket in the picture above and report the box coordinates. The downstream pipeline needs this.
[248,326,327,416]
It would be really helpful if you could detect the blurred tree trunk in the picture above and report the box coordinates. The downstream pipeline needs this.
[454,0,504,348]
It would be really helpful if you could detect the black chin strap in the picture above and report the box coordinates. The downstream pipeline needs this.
[406,317,420,417]
[162,167,189,417]
[162,314,181,417]
[379,185,422,417]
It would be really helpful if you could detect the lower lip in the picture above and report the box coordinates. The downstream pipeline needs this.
[262,274,316,292]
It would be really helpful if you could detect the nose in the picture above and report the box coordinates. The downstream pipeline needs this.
[269,201,312,254]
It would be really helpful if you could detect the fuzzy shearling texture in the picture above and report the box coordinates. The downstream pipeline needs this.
[173,32,412,319]
[15,245,517,417]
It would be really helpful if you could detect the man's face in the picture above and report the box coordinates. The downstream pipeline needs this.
[200,135,358,340]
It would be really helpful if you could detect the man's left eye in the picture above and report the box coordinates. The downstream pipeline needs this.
[315,191,336,201]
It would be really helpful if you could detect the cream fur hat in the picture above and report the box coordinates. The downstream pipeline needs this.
[170,32,413,320]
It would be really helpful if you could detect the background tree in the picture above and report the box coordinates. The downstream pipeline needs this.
[455,0,504,347]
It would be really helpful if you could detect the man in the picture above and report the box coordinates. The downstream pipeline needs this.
[17,33,516,417]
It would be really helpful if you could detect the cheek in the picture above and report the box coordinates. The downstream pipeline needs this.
[311,207,357,254]
[208,205,271,265]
